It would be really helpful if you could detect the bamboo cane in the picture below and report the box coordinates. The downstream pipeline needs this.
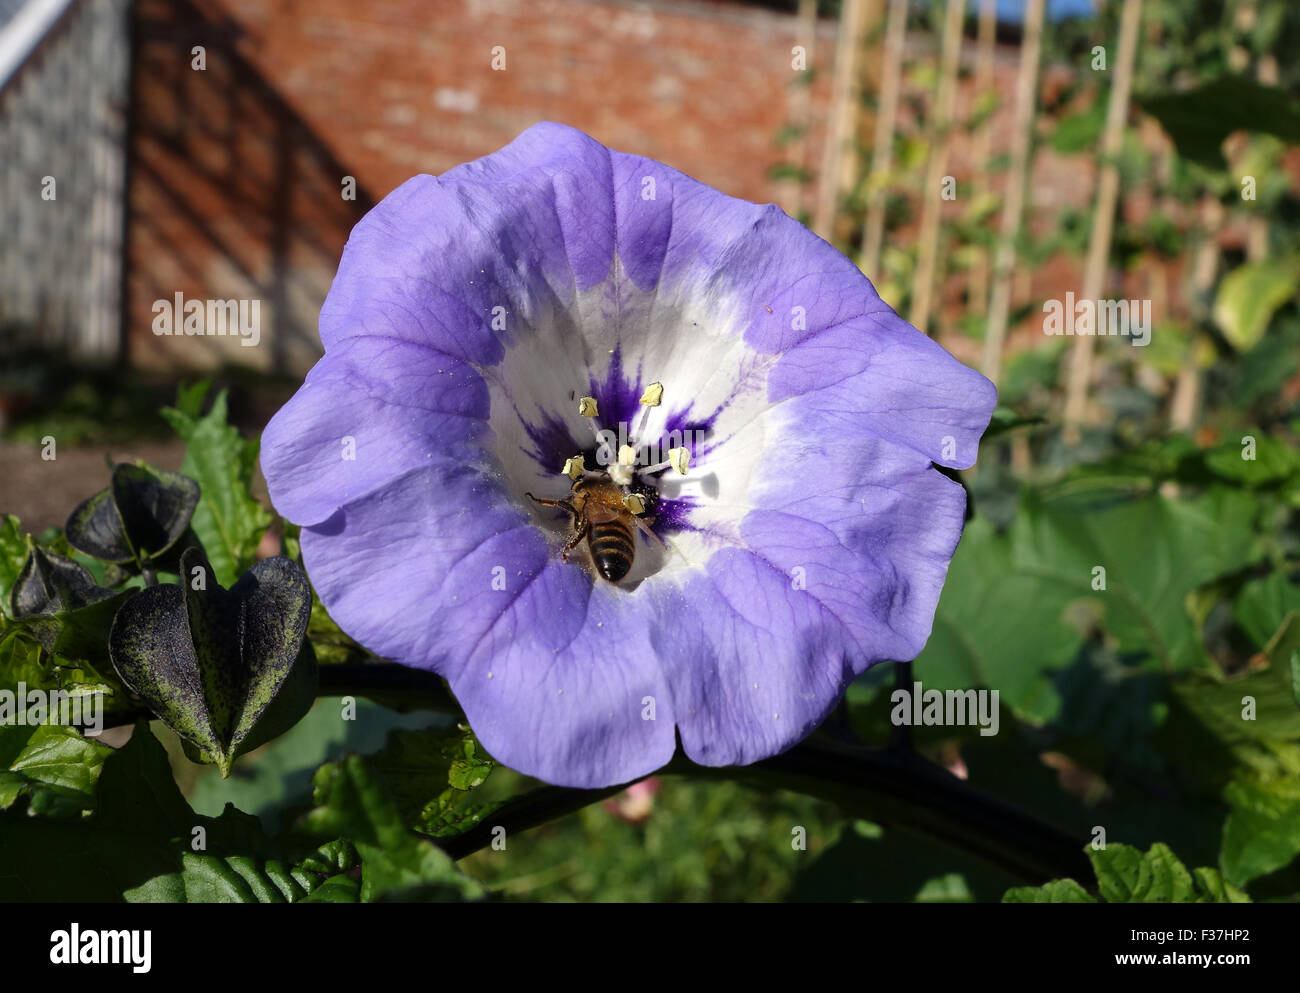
[966,0,998,317]
[813,0,875,241]
[908,0,966,335]
[980,0,1046,384]
[1062,0,1144,442]
[859,0,909,279]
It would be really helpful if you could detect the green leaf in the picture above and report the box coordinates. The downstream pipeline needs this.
[304,754,484,902]
[0,515,28,618]
[1092,843,1247,903]
[349,725,498,839]
[979,406,1046,442]
[1050,99,1105,155]
[1213,259,1300,352]
[1235,572,1300,650]
[173,380,213,418]
[1002,878,1096,903]
[1161,652,1300,765]
[1006,844,1249,904]
[0,722,113,818]
[914,487,1260,723]
[0,632,46,692]
[108,549,313,775]
[1138,76,1300,170]
[1204,431,1300,486]
[1221,760,1300,886]
[0,723,362,902]
[160,389,272,587]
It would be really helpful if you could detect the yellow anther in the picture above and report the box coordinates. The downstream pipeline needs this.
[561,455,585,480]
[578,396,599,417]
[668,447,691,475]
[639,382,664,407]
[622,493,647,515]
[617,444,637,467]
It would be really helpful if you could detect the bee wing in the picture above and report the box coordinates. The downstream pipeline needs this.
[632,515,695,570]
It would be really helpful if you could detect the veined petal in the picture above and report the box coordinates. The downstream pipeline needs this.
[262,336,491,526]
[261,121,998,788]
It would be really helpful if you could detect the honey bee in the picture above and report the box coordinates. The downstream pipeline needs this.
[526,475,662,583]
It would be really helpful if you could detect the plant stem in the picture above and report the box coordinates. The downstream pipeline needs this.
[112,659,1092,886]
[315,662,459,712]
[443,739,1088,884]
[441,737,1091,885]
[324,663,1089,883]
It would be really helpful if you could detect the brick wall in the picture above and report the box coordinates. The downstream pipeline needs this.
[124,0,1250,378]
[126,0,839,372]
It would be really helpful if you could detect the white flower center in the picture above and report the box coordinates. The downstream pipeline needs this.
[473,258,783,587]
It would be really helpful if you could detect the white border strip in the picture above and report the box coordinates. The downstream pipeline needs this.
[0,0,79,91]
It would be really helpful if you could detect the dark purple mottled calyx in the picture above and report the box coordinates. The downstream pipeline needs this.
[107,547,314,776]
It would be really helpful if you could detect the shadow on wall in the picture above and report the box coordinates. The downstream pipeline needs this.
[128,0,375,377]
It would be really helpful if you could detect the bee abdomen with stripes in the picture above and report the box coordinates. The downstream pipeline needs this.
[589,520,634,582]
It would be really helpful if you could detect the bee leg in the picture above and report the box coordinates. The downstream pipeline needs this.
[525,491,571,510]
[561,522,590,562]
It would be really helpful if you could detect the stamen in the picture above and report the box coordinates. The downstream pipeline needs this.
[638,383,664,407]
[617,444,637,467]
[561,455,585,480]
[622,493,647,515]
[635,382,663,441]
[578,395,608,448]
[637,446,691,478]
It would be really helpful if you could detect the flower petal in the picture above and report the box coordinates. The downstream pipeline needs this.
[300,463,676,787]
[262,336,490,526]
[262,121,999,787]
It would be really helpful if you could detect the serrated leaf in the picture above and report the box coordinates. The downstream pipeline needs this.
[0,630,123,727]
[0,724,361,902]
[1165,663,1300,751]
[160,389,272,587]
[333,725,496,840]
[305,754,484,902]
[0,722,113,818]
[1002,878,1096,903]
[1090,843,1248,903]
[1221,769,1300,886]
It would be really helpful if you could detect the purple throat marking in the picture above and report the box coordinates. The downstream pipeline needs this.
[519,346,718,537]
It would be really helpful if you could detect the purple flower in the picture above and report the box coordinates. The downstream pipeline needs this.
[261,123,996,788]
